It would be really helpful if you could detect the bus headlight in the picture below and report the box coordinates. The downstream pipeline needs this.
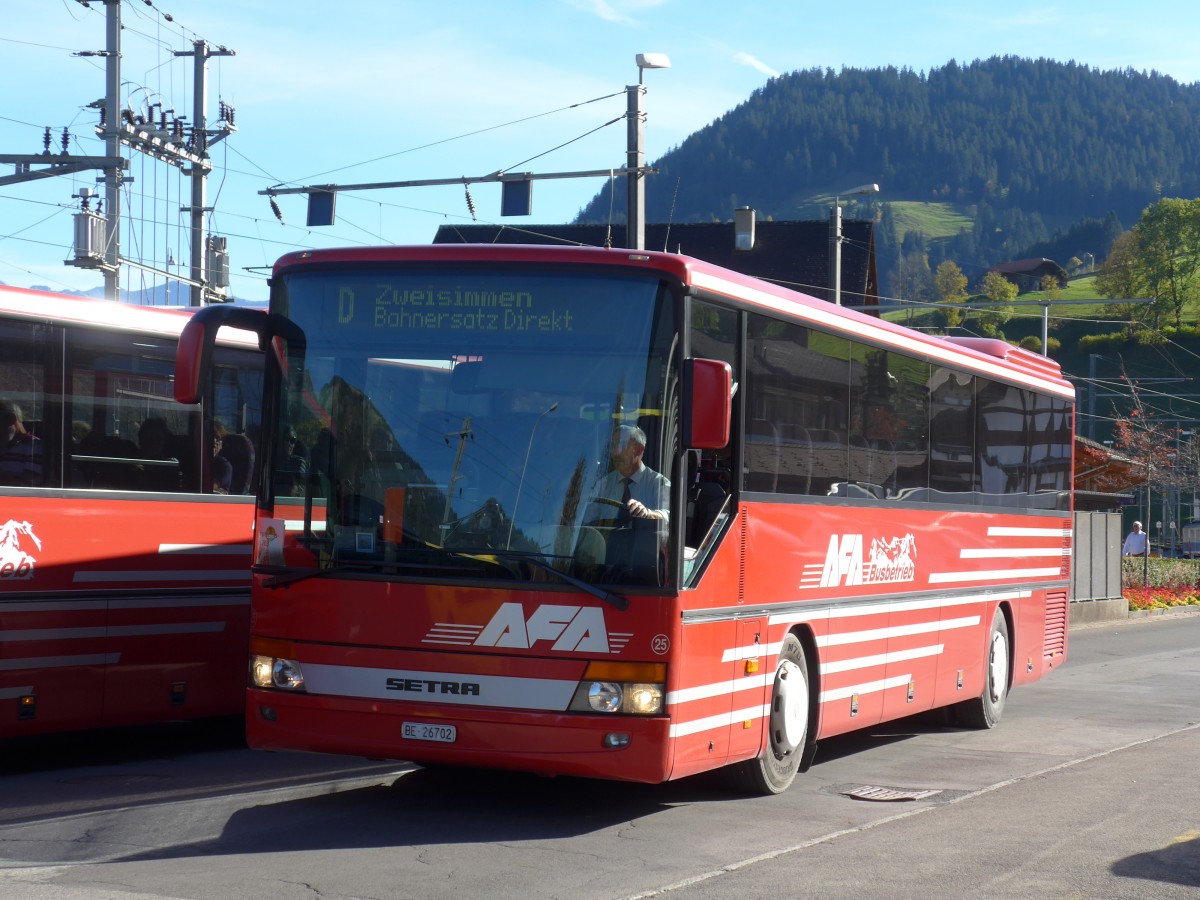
[625,683,664,715]
[588,681,623,712]
[567,662,665,715]
[250,654,307,691]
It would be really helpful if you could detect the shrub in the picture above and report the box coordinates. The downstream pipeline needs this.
[1122,557,1200,608]
[1122,556,1200,590]
[1078,331,1129,352]
[1017,335,1062,353]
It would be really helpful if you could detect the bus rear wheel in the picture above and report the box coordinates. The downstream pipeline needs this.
[955,607,1010,729]
[726,633,809,795]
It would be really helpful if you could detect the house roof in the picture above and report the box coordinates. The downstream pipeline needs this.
[1075,434,1144,494]
[431,218,879,312]
[989,257,1069,288]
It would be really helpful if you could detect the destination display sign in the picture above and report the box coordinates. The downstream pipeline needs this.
[282,269,664,350]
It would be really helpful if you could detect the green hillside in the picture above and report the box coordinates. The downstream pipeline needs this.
[577,56,1200,298]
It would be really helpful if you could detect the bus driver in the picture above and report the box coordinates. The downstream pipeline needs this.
[590,424,670,523]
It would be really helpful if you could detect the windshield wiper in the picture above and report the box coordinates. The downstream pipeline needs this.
[450,548,628,610]
[261,563,374,589]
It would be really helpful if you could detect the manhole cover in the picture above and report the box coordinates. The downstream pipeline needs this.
[841,784,942,802]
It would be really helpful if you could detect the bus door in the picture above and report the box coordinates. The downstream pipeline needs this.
[727,616,767,760]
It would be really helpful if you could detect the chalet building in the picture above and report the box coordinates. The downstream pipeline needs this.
[432,210,879,314]
[988,257,1069,291]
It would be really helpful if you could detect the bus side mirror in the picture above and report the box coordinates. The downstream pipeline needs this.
[175,305,302,404]
[686,358,732,449]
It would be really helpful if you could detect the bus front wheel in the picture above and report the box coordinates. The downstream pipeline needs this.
[955,607,1010,729]
[726,633,809,795]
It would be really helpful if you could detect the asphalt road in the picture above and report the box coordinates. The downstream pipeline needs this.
[1,611,1198,900]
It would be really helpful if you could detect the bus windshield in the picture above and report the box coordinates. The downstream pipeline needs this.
[272,265,680,588]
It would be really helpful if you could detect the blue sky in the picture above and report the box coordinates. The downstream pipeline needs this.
[2,0,1199,303]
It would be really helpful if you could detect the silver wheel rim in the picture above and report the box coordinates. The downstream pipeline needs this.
[772,658,808,753]
[987,628,1008,704]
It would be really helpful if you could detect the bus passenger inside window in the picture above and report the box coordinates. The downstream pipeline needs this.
[0,398,44,486]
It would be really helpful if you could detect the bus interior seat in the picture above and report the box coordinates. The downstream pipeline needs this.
[686,452,729,546]
[75,432,139,489]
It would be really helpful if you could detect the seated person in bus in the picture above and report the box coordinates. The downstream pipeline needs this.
[274,427,309,496]
[136,416,182,491]
[586,425,670,523]
[211,428,233,494]
[0,398,44,486]
[218,431,255,494]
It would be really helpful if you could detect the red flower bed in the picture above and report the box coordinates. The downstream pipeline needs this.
[1123,586,1200,610]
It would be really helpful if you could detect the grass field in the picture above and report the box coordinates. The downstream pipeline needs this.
[888,201,974,240]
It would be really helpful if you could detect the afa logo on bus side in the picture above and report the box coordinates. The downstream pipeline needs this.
[801,532,918,590]
[0,519,41,580]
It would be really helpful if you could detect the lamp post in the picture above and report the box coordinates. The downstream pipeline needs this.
[830,183,879,305]
[626,52,671,251]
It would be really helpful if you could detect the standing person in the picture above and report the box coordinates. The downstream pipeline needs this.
[1122,520,1148,557]
[0,398,44,486]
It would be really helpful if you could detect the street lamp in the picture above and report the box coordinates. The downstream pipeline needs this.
[627,53,671,251]
[830,183,879,306]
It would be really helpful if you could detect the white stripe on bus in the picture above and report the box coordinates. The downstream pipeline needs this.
[928,567,1062,583]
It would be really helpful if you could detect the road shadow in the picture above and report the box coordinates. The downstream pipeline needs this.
[94,763,746,864]
[809,707,957,765]
[1112,833,1200,889]
[0,716,246,774]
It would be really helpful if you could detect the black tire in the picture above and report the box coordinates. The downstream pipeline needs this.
[726,633,810,795]
[955,607,1010,729]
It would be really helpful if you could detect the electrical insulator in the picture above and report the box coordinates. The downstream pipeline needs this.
[464,184,477,221]
[43,127,51,153]
[270,197,284,224]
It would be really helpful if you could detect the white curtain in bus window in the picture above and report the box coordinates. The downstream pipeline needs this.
[68,328,192,493]
[0,320,51,488]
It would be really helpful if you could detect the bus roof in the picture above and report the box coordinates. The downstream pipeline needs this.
[271,244,1075,399]
[0,284,262,348]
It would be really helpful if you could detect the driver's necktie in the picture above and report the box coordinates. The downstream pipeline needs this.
[619,477,632,522]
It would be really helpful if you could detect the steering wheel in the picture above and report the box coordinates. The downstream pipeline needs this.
[584,495,629,528]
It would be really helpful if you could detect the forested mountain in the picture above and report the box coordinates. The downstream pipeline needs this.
[576,57,1200,291]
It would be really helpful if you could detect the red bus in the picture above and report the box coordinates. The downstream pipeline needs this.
[1,286,264,737]
[176,245,1073,794]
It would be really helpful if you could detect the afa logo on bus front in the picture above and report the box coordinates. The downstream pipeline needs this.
[0,519,41,580]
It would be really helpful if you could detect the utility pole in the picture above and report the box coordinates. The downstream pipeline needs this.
[101,0,122,300]
[176,40,236,305]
